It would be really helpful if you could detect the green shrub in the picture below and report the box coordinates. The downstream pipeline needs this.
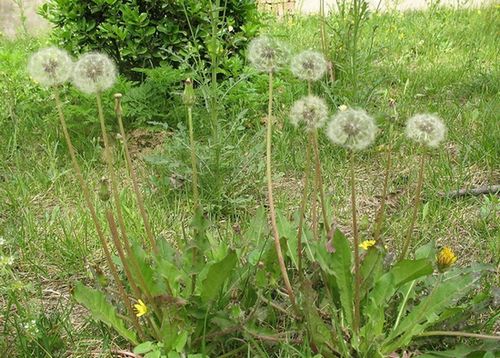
[40,0,260,79]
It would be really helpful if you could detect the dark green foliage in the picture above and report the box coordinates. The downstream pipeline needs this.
[40,0,260,79]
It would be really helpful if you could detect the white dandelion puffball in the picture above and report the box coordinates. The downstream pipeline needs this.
[28,47,73,87]
[291,50,327,82]
[290,95,329,131]
[406,113,446,148]
[247,36,290,73]
[72,53,117,94]
[326,109,378,150]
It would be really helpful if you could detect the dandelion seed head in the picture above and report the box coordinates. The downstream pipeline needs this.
[27,47,73,87]
[72,53,117,94]
[326,109,377,150]
[406,113,446,148]
[291,50,327,82]
[290,95,328,131]
[247,36,290,73]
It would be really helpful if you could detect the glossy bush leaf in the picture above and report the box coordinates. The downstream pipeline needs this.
[73,282,138,345]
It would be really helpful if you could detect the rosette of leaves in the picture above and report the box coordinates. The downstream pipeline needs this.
[307,231,494,357]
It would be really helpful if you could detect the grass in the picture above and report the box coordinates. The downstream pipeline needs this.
[1,5,498,357]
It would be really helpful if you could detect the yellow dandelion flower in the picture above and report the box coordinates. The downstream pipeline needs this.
[359,240,376,250]
[436,247,457,272]
[133,299,148,317]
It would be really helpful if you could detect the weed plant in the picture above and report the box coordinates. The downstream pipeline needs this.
[1,4,499,357]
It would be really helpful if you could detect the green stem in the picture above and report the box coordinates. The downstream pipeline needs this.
[400,152,426,260]
[53,90,142,340]
[319,0,334,83]
[266,71,298,311]
[187,105,200,210]
[350,150,361,333]
[114,94,158,255]
[209,0,222,189]
[373,142,392,244]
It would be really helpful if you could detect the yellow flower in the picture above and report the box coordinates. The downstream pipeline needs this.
[133,299,148,317]
[436,247,457,271]
[359,240,376,250]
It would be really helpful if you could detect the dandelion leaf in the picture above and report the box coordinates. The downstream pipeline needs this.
[73,282,138,345]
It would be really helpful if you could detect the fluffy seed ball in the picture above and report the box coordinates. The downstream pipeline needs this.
[28,47,73,87]
[406,114,446,148]
[290,95,329,131]
[291,50,327,82]
[326,109,377,150]
[72,53,117,94]
[247,36,290,73]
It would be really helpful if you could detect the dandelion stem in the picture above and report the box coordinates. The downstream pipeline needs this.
[297,143,311,280]
[350,150,361,333]
[309,133,319,242]
[418,331,500,341]
[105,210,146,337]
[114,94,159,255]
[96,93,155,303]
[186,105,201,210]
[373,142,392,244]
[53,90,143,340]
[400,152,426,260]
[312,129,330,233]
[105,209,141,297]
[266,71,298,311]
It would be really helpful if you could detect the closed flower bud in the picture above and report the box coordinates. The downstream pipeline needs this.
[291,50,327,82]
[28,47,73,87]
[182,78,196,106]
[326,109,377,150]
[98,177,110,202]
[72,53,117,94]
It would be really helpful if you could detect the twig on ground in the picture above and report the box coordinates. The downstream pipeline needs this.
[439,185,500,199]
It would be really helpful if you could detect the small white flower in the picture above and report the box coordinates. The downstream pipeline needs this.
[326,109,377,150]
[23,320,39,337]
[247,36,290,73]
[28,47,73,87]
[338,105,348,112]
[290,95,329,131]
[0,237,5,246]
[406,113,446,148]
[72,53,117,94]
[0,255,14,266]
[291,50,327,82]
